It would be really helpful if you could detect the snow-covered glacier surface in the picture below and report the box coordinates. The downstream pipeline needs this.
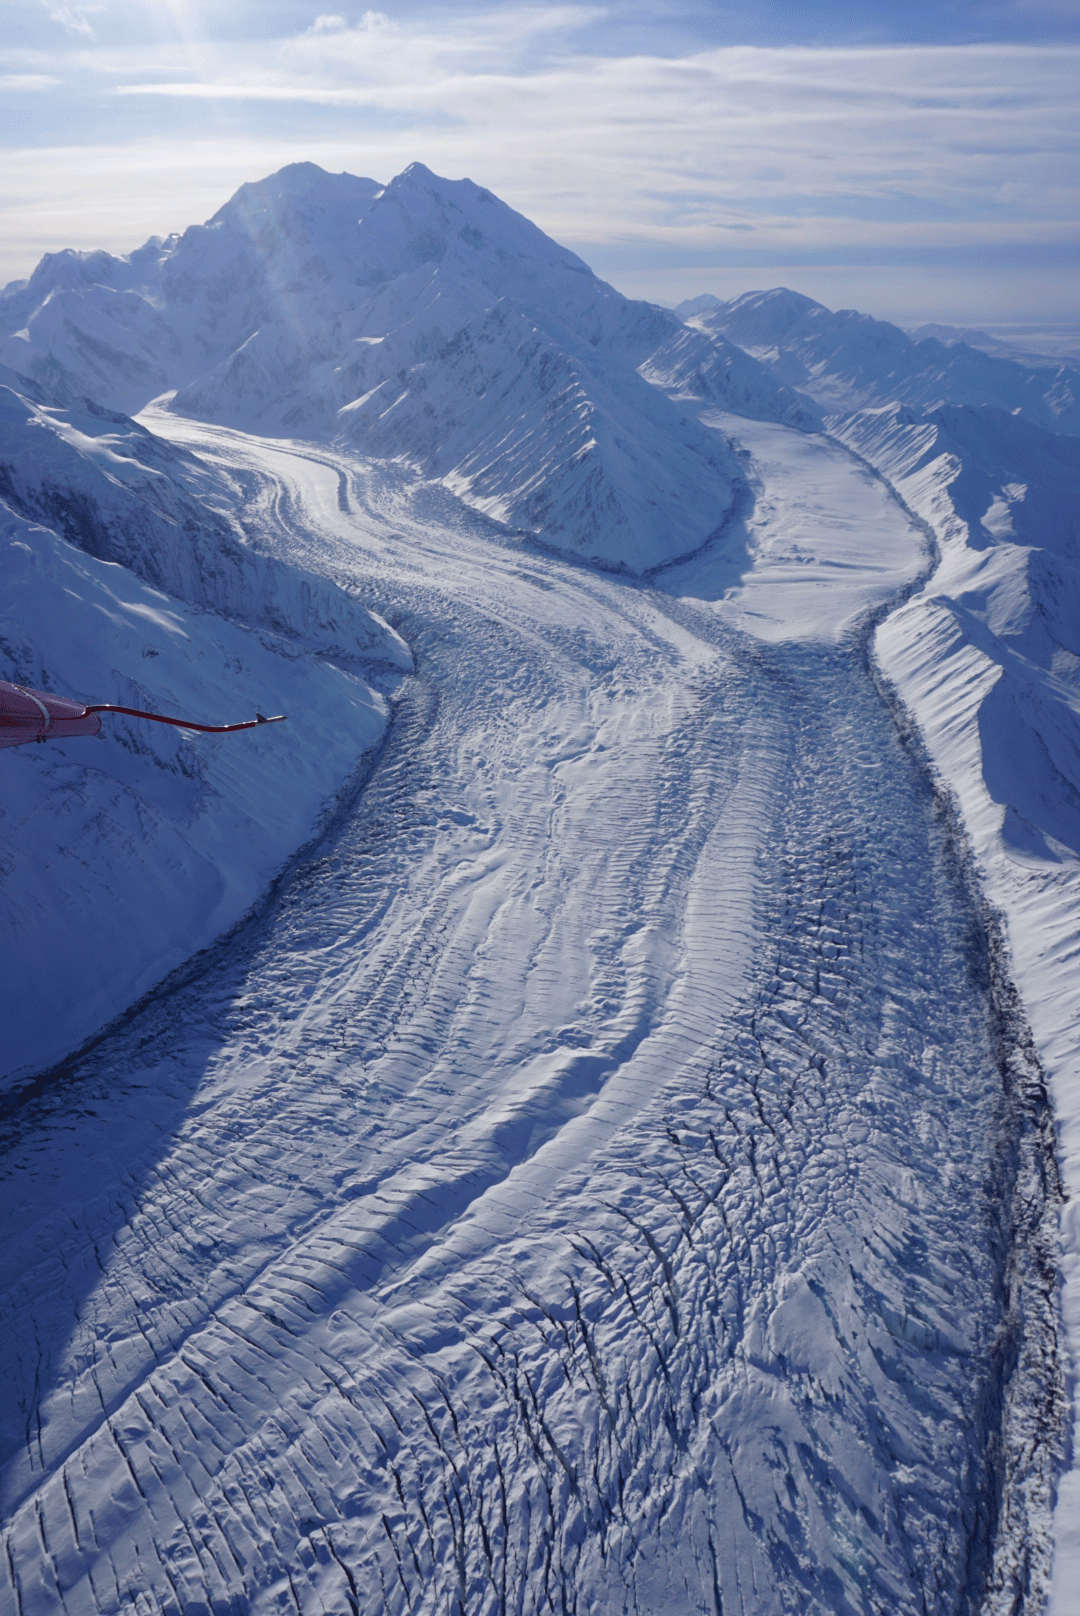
[0,169,1073,1616]
[699,296,1080,1609]
[0,408,1061,1615]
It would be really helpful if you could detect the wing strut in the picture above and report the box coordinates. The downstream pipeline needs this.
[1,680,286,748]
[81,703,287,733]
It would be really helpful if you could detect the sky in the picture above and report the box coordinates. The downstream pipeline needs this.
[2,0,1079,327]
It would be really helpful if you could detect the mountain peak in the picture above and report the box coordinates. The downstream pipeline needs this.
[729,288,825,317]
[396,161,440,185]
[360,163,593,289]
[689,285,1080,433]
[0,161,820,569]
[676,289,827,327]
[209,163,383,233]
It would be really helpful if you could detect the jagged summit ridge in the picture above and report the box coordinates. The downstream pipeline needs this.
[681,286,1080,433]
[0,163,816,572]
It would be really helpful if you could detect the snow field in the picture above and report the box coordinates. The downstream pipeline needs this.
[0,419,1060,1613]
[658,412,926,643]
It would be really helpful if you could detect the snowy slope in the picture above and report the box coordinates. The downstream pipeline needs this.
[823,400,1080,1614]
[639,320,821,431]
[0,164,816,572]
[680,289,1080,435]
[0,367,409,1090]
[0,501,394,1089]
[0,367,408,662]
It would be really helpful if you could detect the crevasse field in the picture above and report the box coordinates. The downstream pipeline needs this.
[0,164,1078,1616]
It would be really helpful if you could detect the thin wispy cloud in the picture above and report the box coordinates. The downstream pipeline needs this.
[106,30,1080,238]
[38,2,99,39]
[0,74,62,90]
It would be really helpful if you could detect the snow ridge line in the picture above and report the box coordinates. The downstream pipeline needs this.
[869,641,1069,1615]
[837,409,1069,1612]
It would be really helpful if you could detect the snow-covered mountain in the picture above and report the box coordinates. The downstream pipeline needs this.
[905,322,1080,368]
[678,288,1080,434]
[0,164,816,572]
[0,365,404,661]
[838,401,1080,852]
[2,163,1078,1616]
[0,364,409,1087]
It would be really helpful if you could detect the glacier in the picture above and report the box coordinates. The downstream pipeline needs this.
[0,165,1076,1616]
